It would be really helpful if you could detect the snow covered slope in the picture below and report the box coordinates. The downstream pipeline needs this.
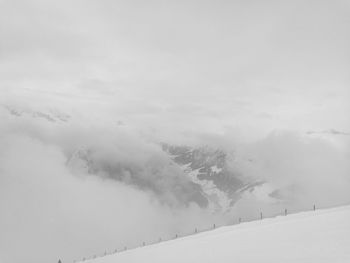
[162,144,266,212]
[84,205,350,263]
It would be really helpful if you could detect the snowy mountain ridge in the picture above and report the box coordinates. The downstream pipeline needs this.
[2,104,71,123]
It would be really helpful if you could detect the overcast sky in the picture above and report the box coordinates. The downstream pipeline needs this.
[1,0,349,140]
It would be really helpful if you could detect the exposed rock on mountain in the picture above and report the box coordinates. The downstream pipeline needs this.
[162,144,261,212]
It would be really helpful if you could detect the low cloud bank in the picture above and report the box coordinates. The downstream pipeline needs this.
[0,133,223,263]
[229,131,350,219]
[0,101,349,263]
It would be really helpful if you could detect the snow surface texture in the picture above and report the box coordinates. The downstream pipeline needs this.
[84,205,350,263]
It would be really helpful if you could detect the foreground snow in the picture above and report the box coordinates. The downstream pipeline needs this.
[86,205,350,263]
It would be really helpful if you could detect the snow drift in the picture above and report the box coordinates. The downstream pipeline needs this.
[84,205,350,263]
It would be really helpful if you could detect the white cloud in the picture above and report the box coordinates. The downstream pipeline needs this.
[0,133,224,263]
[0,0,349,136]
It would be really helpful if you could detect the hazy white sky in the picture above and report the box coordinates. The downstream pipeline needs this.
[1,0,349,139]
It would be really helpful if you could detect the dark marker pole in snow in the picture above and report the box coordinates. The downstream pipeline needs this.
[260,212,263,220]
[313,204,316,211]
[213,223,216,229]
[143,242,145,247]
[175,234,178,239]
[195,228,197,233]
[239,217,241,223]
[285,209,287,216]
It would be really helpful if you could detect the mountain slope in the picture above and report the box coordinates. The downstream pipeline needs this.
[162,144,265,211]
[84,205,350,263]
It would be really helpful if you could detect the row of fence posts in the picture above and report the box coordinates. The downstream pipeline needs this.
[74,204,317,263]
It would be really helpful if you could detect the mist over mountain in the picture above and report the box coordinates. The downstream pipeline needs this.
[1,1,349,262]
[1,93,349,263]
